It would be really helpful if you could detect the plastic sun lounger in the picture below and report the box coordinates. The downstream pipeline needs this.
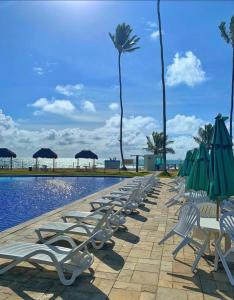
[36,206,114,249]
[90,190,139,214]
[0,234,95,285]
[104,183,153,207]
[62,206,126,232]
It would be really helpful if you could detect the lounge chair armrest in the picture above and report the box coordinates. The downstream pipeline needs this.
[65,223,92,236]
[63,230,105,263]
[45,235,77,249]
[22,248,59,265]
[109,199,125,206]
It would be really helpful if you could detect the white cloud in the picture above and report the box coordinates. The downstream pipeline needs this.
[170,135,198,160]
[81,100,96,113]
[166,51,206,87]
[150,30,160,40]
[33,67,44,76]
[0,109,158,157]
[146,21,157,29]
[0,109,207,159]
[55,84,84,96]
[109,102,119,111]
[31,98,76,116]
[167,114,204,135]
[146,21,160,40]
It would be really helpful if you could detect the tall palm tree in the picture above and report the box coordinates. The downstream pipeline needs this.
[193,123,214,150]
[157,0,167,171]
[146,132,175,155]
[109,23,140,170]
[219,16,234,140]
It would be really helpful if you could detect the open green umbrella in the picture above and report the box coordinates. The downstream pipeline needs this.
[208,114,234,219]
[179,150,193,177]
[186,143,209,191]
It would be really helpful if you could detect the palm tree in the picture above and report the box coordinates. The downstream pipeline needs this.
[109,23,140,170]
[219,16,234,140]
[146,132,175,155]
[193,123,214,150]
[157,0,167,171]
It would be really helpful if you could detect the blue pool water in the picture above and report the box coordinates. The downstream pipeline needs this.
[0,176,124,232]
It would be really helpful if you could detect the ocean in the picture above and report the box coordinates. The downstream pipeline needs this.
[0,157,181,169]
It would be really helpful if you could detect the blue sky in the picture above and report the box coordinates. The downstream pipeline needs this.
[0,1,233,159]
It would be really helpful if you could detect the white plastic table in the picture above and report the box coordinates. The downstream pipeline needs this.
[200,217,231,250]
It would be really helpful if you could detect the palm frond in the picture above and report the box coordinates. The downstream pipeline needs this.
[193,123,214,148]
[219,21,230,44]
[109,23,140,54]
[145,131,175,155]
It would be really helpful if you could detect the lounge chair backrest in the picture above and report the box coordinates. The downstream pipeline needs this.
[62,233,96,263]
[175,203,200,236]
[220,212,234,242]
[128,188,140,202]
[92,205,114,232]
[189,190,210,204]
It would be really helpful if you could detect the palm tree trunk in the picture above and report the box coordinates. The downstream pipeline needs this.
[230,46,234,141]
[157,0,167,172]
[118,51,126,170]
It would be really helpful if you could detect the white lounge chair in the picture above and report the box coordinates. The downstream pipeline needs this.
[0,234,95,286]
[36,206,114,249]
[104,183,150,207]
[215,211,234,286]
[90,189,139,214]
[62,205,126,232]
[159,203,209,271]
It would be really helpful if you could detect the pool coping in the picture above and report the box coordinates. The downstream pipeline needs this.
[0,174,131,178]
[0,177,130,240]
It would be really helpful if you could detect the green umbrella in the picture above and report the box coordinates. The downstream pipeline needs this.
[186,143,209,191]
[208,114,234,219]
[186,148,199,175]
[179,150,193,177]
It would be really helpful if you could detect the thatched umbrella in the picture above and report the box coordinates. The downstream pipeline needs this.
[0,148,16,169]
[75,150,98,168]
[33,148,58,171]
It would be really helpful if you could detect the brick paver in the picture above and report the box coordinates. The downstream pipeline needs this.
[0,177,233,299]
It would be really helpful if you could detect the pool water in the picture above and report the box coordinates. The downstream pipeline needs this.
[0,176,124,232]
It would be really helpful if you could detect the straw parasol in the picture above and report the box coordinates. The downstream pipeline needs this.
[75,150,98,167]
[0,148,16,169]
[33,148,58,171]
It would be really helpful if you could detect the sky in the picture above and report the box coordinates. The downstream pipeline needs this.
[0,0,233,159]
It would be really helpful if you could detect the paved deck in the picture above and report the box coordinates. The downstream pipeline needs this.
[0,178,233,299]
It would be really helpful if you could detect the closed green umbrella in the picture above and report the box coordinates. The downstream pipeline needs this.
[208,114,234,219]
[179,150,193,177]
[186,143,209,191]
[187,148,198,175]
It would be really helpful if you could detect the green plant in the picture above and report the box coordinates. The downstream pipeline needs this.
[146,131,175,155]
[193,123,214,149]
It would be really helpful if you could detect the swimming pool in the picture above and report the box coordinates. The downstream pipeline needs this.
[0,176,124,232]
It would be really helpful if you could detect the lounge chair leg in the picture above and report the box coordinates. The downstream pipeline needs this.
[35,229,46,243]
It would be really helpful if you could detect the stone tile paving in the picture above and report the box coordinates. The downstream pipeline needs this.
[0,178,233,299]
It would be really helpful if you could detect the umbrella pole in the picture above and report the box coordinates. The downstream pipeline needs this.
[216,198,220,221]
